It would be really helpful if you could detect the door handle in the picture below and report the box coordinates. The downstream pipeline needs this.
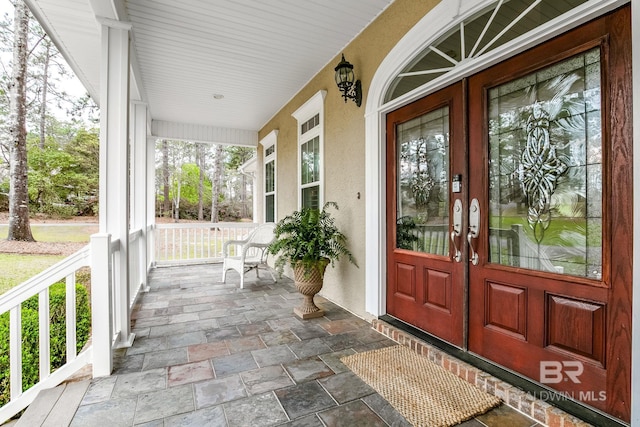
[451,199,462,262]
[467,198,480,265]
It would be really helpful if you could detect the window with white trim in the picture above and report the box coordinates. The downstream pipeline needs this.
[292,90,326,210]
[260,130,278,222]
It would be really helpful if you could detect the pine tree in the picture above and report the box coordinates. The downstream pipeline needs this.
[7,0,33,241]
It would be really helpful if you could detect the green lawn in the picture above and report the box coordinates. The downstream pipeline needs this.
[0,223,96,295]
[0,224,97,242]
[0,253,66,294]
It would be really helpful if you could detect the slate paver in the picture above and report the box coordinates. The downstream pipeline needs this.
[111,368,167,398]
[226,335,266,353]
[223,392,289,427]
[80,376,117,405]
[275,381,337,420]
[283,357,334,383]
[240,365,295,395]
[141,347,188,370]
[288,337,332,359]
[134,384,195,424]
[193,375,247,408]
[212,351,258,377]
[168,360,214,387]
[317,399,388,427]
[187,341,230,362]
[65,264,516,426]
[252,344,298,367]
[71,397,137,427]
[163,405,227,427]
[318,371,375,403]
[260,329,301,346]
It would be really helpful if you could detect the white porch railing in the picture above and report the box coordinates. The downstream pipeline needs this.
[129,228,149,304]
[154,222,258,266]
[0,246,92,423]
[0,227,149,424]
[0,222,249,423]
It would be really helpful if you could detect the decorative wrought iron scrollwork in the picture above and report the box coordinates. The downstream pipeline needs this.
[517,104,568,243]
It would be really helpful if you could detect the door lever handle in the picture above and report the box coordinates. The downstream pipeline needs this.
[451,199,462,262]
[468,198,480,265]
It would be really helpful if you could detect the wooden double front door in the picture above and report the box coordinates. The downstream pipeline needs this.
[385,7,631,421]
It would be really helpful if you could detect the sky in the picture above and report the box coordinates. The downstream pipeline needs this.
[0,0,90,120]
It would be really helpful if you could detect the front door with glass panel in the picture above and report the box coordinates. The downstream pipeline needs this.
[386,83,464,346]
[467,10,630,418]
[386,7,630,420]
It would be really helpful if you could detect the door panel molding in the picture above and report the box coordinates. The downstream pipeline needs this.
[485,282,527,340]
[546,294,606,365]
[423,268,452,313]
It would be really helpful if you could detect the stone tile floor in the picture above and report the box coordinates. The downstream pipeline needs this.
[69,264,541,426]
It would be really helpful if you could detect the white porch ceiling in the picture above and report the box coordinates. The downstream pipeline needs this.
[25,0,394,141]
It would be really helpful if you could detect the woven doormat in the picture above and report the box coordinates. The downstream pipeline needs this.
[341,345,501,427]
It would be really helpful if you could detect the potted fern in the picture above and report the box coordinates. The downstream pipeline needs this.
[268,201,357,319]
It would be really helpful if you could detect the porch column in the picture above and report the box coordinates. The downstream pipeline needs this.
[254,160,262,223]
[247,170,259,223]
[131,101,150,292]
[147,136,156,268]
[90,233,112,376]
[98,17,134,349]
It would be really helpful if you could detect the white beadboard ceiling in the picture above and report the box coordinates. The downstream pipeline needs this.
[25,0,394,139]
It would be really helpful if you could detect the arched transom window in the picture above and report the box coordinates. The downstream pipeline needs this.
[385,0,590,102]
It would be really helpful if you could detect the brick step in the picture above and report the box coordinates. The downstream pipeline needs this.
[372,319,593,427]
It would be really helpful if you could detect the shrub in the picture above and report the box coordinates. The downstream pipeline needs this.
[0,283,91,406]
[41,203,76,218]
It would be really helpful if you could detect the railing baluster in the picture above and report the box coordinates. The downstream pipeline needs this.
[112,248,120,340]
[164,227,168,261]
[207,227,211,258]
[151,223,258,265]
[186,229,190,259]
[171,228,175,260]
[164,228,168,261]
[66,273,77,362]
[215,227,218,257]
[209,227,212,258]
[9,305,22,399]
[39,288,51,380]
[213,227,218,258]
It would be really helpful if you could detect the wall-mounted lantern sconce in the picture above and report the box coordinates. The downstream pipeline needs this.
[334,54,362,107]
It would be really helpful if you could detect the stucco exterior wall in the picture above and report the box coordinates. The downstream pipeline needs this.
[258,0,440,318]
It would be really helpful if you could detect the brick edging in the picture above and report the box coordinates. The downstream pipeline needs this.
[371,319,592,427]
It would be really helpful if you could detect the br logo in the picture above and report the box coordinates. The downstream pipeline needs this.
[539,361,584,384]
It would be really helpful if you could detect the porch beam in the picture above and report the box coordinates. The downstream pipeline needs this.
[98,17,134,350]
[151,120,258,147]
